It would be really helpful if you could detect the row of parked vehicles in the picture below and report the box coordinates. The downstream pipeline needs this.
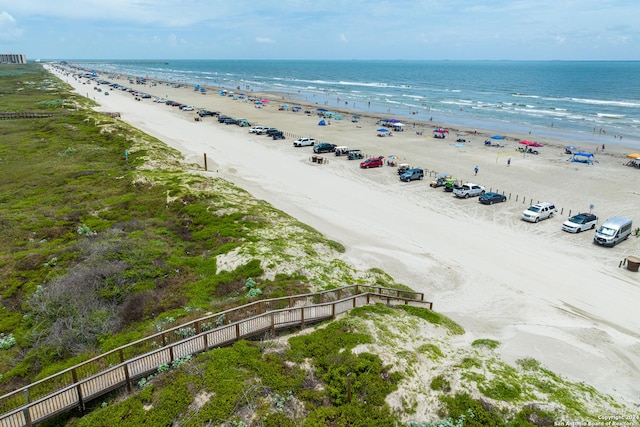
[407,169,635,246]
[249,125,285,139]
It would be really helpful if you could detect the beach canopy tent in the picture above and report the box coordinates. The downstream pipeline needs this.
[491,135,505,140]
[318,120,327,126]
[519,140,542,147]
[433,128,449,133]
[377,128,390,137]
[627,153,640,159]
[570,152,595,165]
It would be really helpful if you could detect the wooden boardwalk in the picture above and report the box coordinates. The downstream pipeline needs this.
[0,285,431,427]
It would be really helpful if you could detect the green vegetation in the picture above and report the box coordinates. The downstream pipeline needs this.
[0,64,400,392]
[471,338,500,350]
[398,305,465,335]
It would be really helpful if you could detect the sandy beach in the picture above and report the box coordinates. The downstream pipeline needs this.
[49,65,640,406]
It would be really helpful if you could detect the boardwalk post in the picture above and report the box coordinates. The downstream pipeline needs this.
[203,332,209,351]
[300,308,305,329]
[120,349,132,393]
[366,293,370,304]
[235,323,241,341]
[23,407,32,427]
[331,302,336,318]
[72,368,85,415]
[270,313,275,338]
[23,387,32,427]
[352,296,356,308]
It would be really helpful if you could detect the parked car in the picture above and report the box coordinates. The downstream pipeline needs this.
[313,142,337,153]
[249,126,269,134]
[562,213,598,233]
[479,192,507,205]
[217,115,232,123]
[181,105,195,111]
[453,183,486,198]
[521,202,556,223]
[293,137,316,147]
[198,110,217,117]
[360,157,384,168]
[272,132,285,140]
[265,128,281,137]
[400,168,424,182]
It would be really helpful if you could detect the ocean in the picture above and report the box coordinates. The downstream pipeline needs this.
[70,60,640,149]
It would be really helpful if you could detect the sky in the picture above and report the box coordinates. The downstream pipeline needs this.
[0,0,638,61]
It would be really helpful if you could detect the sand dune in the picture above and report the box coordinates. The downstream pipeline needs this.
[49,66,640,404]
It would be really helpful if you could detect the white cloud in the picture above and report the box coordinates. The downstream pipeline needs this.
[256,37,275,44]
[0,11,23,40]
[339,34,348,43]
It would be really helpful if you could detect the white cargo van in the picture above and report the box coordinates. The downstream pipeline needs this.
[593,216,633,247]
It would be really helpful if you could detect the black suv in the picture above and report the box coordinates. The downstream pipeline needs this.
[198,110,217,117]
[313,142,337,154]
[265,128,281,136]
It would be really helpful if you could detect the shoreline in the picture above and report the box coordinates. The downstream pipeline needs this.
[68,60,640,150]
[49,64,640,406]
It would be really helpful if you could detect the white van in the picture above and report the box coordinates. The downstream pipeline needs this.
[593,216,633,247]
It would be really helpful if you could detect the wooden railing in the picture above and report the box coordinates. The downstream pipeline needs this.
[0,285,431,427]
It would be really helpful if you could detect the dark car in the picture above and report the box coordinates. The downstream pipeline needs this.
[272,132,285,140]
[479,192,507,205]
[265,128,281,136]
[399,168,424,182]
[198,110,217,117]
[360,157,384,168]
[217,115,231,123]
[313,143,337,154]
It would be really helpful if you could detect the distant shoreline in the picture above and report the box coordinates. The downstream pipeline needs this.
[63,59,640,150]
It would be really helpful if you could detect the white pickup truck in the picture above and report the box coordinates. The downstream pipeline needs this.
[453,183,486,198]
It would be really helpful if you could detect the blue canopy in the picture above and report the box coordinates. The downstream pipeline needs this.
[491,135,505,140]
[318,120,327,126]
[377,128,390,132]
[571,152,594,164]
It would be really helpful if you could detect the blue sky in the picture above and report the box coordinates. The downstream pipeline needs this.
[0,0,638,60]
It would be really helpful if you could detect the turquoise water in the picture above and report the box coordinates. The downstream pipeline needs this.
[71,60,640,148]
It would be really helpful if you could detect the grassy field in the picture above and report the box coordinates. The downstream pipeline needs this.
[0,64,633,426]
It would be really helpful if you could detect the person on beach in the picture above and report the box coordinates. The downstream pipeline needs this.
[474,166,479,175]
[507,158,511,167]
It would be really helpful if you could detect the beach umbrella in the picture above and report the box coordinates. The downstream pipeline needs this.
[377,128,390,132]
[491,135,505,140]
[627,153,640,159]
[317,108,328,112]
[261,99,269,103]
[388,155,397,159]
